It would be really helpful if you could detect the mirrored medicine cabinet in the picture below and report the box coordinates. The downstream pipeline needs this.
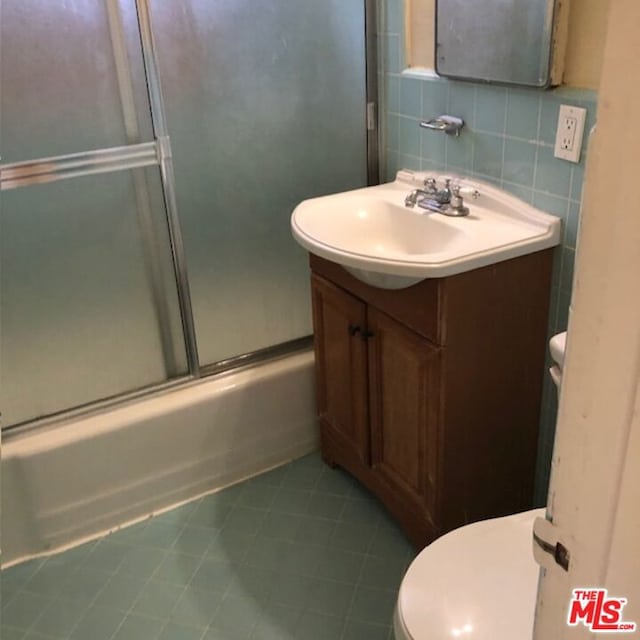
[434,0,569,88]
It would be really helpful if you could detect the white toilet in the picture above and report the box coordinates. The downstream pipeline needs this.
[394,332,567,640]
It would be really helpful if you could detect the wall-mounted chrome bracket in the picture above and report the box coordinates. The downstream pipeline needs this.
[420,115,465,136]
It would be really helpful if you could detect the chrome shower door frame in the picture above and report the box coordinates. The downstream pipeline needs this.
[0,0,200,432]
[1,0,378,432]
[135,0,200,375]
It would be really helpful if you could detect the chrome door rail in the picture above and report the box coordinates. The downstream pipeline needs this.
[199,336,314,378]
[3,336,313,437]
[365,0,380,185]
[0,142,159,191]
[135,0,200,377]
[105,0,183,378]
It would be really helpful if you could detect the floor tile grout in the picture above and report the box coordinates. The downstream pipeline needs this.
[2,454,410,640]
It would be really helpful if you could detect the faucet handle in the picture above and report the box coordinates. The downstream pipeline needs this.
[450,183,463,205]
[423,177,437,192]
[449,181,479,198]
[458,185,480,199]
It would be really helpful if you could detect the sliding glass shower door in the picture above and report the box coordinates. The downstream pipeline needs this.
[1,0,191,427]
[150,0,369,365]
[1,0,372,428]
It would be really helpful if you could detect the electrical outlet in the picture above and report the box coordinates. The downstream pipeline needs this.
[554,104,587,163]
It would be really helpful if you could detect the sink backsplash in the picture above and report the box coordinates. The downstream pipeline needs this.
[377,0,598,505]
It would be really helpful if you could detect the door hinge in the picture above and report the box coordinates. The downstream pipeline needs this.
[533,515,571,572]
[367,102,377,131]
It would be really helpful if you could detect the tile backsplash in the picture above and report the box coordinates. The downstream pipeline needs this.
[377,0,598,504]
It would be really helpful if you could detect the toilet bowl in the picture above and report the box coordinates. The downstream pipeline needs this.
[394,331,567,639]
[393,508,544,640]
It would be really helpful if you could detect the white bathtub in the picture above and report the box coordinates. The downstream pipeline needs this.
[1,351,318,566]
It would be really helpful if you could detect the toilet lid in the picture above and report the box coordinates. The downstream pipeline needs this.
[397,509,545,640]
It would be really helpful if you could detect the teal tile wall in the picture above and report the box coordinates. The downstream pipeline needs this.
[377,0,598,505]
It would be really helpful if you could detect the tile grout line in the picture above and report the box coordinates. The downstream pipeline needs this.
[2,560,52,636]
[243,465,304,640]
[219,462,320,640]
[135,477,275,640]
[11,543,102,637]
[3,456,411,640]
[530,92,543,199]
[244,463,319,639]
[190,478,270,640]
[499,88,508,187]
[155,498,230,640]
[103,524,195,640]
[336,503,387,640]
[260,462,341,638]
[98,494,213,640]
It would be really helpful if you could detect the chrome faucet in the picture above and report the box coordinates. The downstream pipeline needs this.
[433,178,453,205]
[404,176,478,217]
[405,188,433,208]
[404,177,439,208]
[424,177,438,194]
[447,184,470,216]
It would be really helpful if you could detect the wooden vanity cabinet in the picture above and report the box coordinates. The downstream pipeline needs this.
[309,251,554,548]
[311,274,370,467]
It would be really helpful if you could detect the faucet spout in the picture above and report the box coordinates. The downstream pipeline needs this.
[404,188,433,208]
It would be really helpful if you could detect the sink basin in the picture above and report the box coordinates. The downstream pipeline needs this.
[291,170,562,289]
[298,197,465,256]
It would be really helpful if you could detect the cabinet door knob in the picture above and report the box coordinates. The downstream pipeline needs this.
[361,330,374,340]
[348,324,361,336]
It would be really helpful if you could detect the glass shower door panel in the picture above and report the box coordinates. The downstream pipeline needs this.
[151,0,368,364]
[1,0,154,163]
[1,169,188,427]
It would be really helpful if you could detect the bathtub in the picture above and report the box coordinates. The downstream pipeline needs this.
[1,350,318,566]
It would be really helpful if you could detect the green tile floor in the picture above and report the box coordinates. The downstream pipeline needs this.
[1,454,415,640]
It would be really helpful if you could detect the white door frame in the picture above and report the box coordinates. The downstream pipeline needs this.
[533,1,640,637]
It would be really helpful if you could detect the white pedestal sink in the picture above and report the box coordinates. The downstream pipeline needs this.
[291,170,562,289]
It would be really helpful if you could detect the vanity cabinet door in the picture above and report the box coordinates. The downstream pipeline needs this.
[367,308,441,519]
[311,274,370,465]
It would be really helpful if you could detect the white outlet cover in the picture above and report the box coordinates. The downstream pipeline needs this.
[554,104,587,163]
